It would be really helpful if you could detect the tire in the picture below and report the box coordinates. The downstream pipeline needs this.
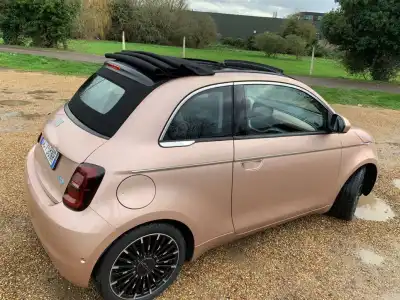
[327,167,366,221]
[95,223,186,300]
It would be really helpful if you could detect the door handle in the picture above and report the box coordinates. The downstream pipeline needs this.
[241,160,263,171]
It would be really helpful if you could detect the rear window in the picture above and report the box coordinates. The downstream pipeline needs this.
[80,75,125,114]
[67,67,155,138]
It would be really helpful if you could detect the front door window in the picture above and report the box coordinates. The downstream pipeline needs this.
[237,84,329,136]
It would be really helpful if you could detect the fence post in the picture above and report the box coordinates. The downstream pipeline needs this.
[182,36,186,58]
[309,45,315,76]
[122,31,126,51]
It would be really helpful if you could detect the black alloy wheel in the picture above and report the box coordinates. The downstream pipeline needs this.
[95,223,186,300]
[109,233,180,299]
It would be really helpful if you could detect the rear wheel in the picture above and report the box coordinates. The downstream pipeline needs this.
[95,223,186,300]
[327,167,366,221]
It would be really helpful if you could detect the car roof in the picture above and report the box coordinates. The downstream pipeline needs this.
[103,51,329,108]
[104,51,287,80]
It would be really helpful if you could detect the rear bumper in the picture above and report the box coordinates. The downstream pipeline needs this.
[25,146,115,287]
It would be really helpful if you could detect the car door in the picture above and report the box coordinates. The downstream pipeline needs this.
[232,82,342,235]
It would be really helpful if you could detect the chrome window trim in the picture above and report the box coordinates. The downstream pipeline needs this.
[159,82,234,143]
[233,81,333,112]
[159,140,196,148]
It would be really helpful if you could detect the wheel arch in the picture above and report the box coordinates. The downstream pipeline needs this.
[362,163,378,196]
[336,160,378,200]
[335,141,378,199]
[91,218,195,279]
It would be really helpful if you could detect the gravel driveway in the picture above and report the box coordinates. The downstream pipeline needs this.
[0,70,399,300]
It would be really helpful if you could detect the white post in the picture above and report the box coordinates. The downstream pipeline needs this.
[182,36,186,58]
[122,31,126,50]
[309,45,315,75]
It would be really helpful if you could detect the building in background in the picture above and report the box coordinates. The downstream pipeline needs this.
[297,11,325,23]
[194,11,325,39]
[296,12,325,36]
[193,11,285,39]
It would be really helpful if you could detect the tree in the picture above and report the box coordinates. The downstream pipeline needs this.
[322,0,400,81]
[255,32,287,57]
[107,0,133,41]
[0,0,9,24]
[0,0,27,45]
[73,0,111,39]
[1,0,80,48]
[107,0,217,48]
[186,13,217,48]
[246,34,257,51]
[282,15,317,46]
[285,34,307,59]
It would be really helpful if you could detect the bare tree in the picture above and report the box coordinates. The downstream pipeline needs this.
[74,0,111,39]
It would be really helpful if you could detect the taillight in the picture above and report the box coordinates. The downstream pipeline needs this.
[63,163,105,211]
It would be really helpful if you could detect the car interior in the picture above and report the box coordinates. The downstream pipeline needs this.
[245,97,321,134]
[244,87,327,135]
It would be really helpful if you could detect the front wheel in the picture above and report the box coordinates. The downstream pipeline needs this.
[95,223,186,300]
[327,167,366,221]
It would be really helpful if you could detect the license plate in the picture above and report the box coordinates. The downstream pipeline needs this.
[40,137,60,170]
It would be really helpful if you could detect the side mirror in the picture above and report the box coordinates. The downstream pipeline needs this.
[329,114,351,133]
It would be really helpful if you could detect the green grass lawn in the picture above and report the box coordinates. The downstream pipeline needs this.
[68,40,353,79]
[314,86,400,110]
[0,52,399,110]
[0,52,100,76]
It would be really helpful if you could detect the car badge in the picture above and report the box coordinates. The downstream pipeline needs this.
[57,176,65,185]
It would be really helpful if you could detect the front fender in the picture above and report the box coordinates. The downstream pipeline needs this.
[335,143,378,199]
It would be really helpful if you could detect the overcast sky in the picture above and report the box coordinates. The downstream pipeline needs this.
[188,0,337,17]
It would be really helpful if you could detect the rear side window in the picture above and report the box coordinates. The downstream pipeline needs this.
[68,67,155,138]
[162,86,233,141]
[79,75,125,114]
